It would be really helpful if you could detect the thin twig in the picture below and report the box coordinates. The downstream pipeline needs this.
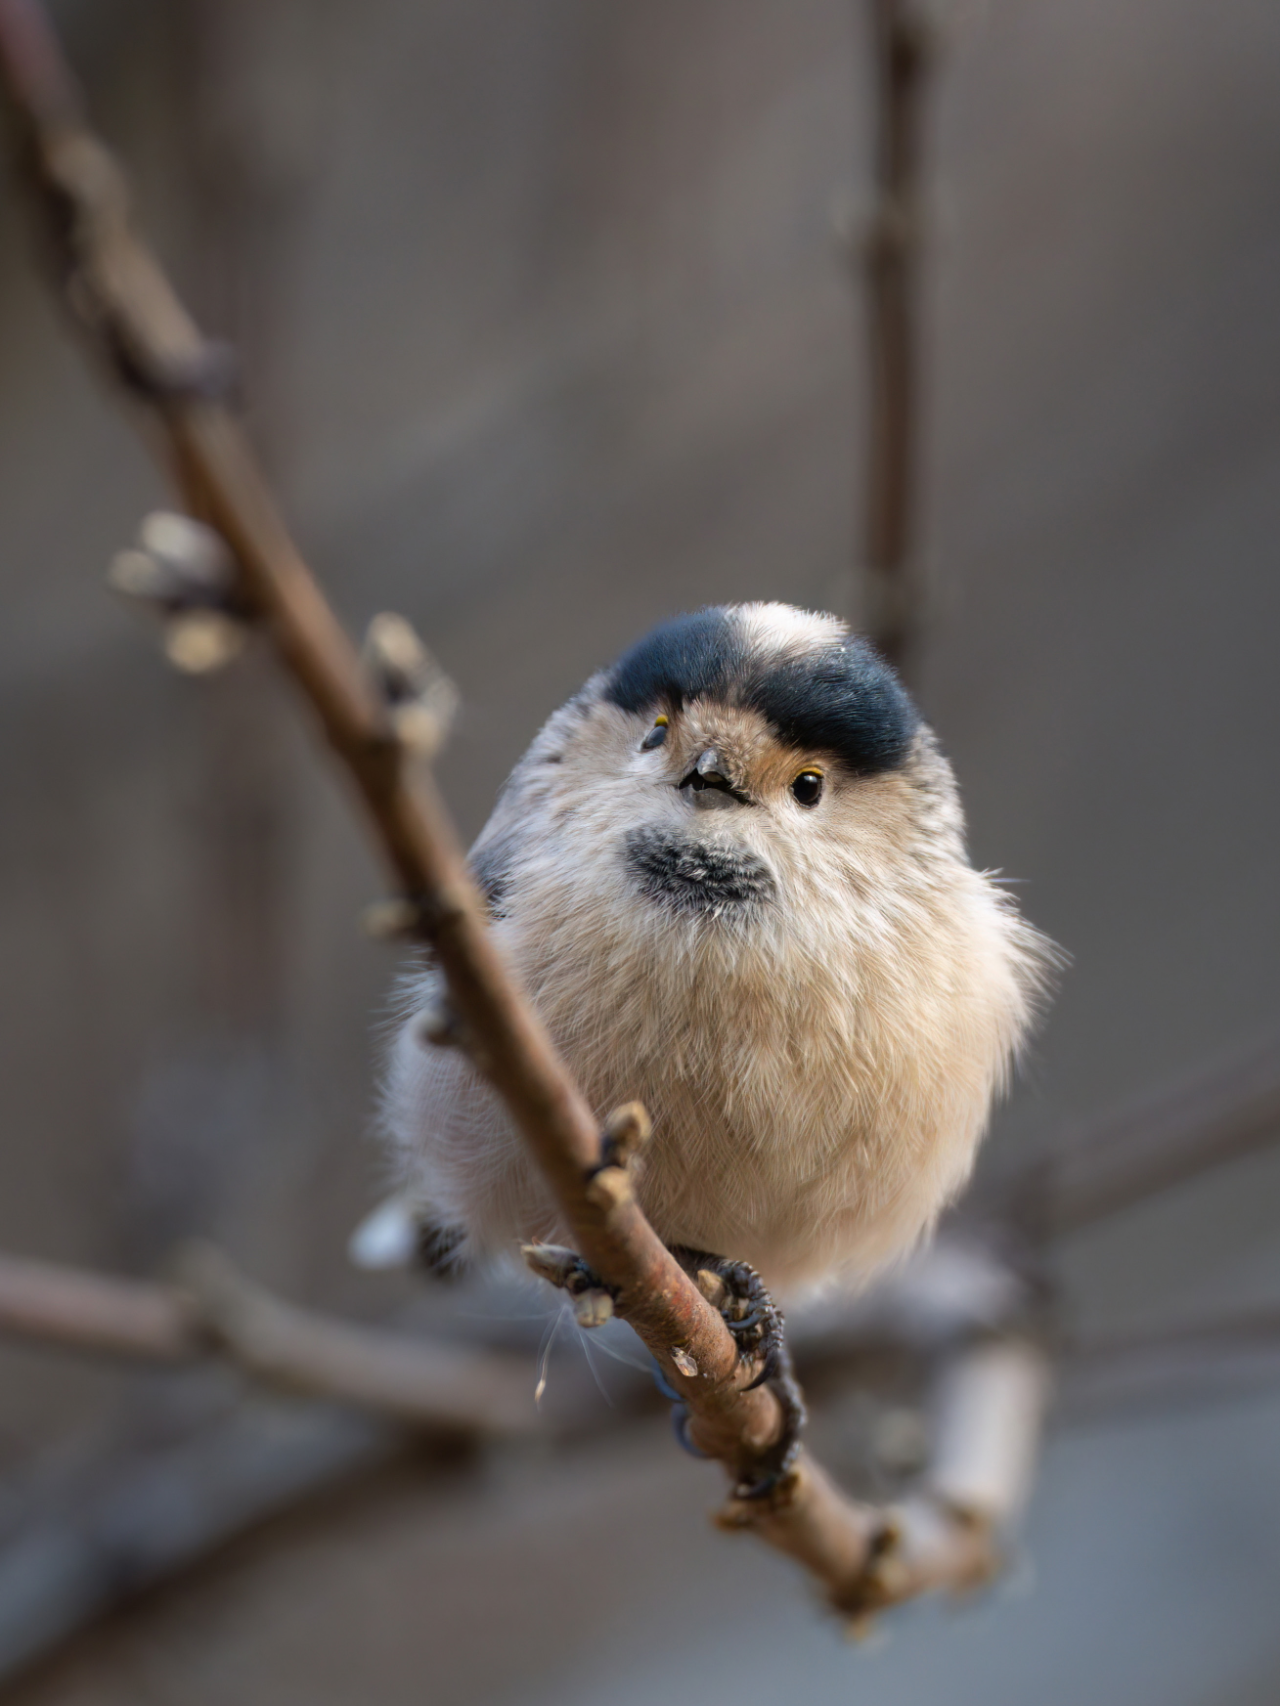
[859,0,933,678]
[0,0,989,1614]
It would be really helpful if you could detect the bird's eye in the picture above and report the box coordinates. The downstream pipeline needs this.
[791,770,824,808]
[640,715,669,752]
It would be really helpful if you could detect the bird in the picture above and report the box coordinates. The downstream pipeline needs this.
[359,603,1052,1464]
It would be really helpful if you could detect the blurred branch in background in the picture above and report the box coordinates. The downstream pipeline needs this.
[5,1201,1280,1681]
[857,0,933,678]
[0,1235,1049,1679]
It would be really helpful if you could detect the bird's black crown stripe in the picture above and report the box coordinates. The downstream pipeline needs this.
[603,607,918,776]
[604,608,745,716]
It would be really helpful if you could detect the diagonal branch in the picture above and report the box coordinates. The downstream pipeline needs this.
[0,0,1016,1614]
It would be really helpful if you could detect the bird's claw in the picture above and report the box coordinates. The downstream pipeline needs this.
[670,1247,807,1494]
[742,1343,783,1391]
[669,1399,712,1459]
[725,1309,764,1336]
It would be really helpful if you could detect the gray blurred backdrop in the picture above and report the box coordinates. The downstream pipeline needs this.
[1,1,1279,1701]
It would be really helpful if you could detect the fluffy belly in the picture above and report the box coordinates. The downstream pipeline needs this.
[552,1009,965,1295]
[437,872,1007,1294]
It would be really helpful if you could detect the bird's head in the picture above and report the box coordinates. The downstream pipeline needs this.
[502,603,958,937]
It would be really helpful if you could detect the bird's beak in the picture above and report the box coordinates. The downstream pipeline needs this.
[678,748,753,807]
[695,749,733,788]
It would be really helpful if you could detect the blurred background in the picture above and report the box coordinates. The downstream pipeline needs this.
[2,0,1280,1700]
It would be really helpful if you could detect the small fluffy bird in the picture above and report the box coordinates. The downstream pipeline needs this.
[365,603,1051,1313]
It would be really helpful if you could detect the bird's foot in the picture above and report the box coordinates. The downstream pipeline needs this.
[522,1239,805,1494]
[349,1193,467,1280]
[671,1248,807,1498]
[650,1360,713,1460]
[415,1219,468,1279]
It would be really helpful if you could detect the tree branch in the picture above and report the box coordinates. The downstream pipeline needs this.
[733,1333,1051,1618]
[0,1244,537,1435]
[0,1249,193,1363]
